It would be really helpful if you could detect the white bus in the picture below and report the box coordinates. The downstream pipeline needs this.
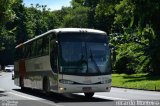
[14,28,112,98]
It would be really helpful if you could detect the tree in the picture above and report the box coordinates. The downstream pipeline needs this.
[0,0,21,50]
[62,6,89,28]
[0,0,22,66]
[71,0,100,28]
[113,0,160,74]
[95,0,117,33]
[0,0,20,25]
[13,2,27,44]
[17,4,60,41]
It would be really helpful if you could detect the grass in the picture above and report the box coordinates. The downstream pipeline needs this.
[112,73,160,91]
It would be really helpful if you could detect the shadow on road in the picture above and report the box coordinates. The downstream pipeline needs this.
[0,94,7,98]
[0,91,7,97]
[13,88,113,103]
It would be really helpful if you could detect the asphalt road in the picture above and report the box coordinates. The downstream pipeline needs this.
[0,72,160,106]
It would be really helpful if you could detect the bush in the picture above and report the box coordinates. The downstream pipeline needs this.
[115,56,135,74]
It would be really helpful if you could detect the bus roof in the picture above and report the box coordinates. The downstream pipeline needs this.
[53,28,106,34]
[15,28,106,48]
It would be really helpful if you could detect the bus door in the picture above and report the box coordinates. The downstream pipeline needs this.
[50,35,59,90]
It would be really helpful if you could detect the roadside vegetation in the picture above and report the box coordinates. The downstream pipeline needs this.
[112,74,160,91]
[0,0,160,90]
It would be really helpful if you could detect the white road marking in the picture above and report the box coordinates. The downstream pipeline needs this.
[0,88,5,92]
[8,92,39,100]
[8,92,63,106]
[74,93,128,100]
[94,94,128,100]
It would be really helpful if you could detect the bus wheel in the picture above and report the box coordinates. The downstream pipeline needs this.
[84,92,94,98]
[43,77,50,93]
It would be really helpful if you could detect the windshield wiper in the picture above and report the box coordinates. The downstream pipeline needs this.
[89,49,101,74]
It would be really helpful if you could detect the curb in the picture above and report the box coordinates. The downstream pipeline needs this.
[112,86,160,92]
[0,70,4,73]
[0,88,5,92]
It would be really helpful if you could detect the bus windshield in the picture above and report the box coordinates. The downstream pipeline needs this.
[58,32,111,76]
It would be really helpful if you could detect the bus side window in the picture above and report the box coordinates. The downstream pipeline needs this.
[32,40,37,57]
[42,36,49,55]
[22,46,25,58]
[25,45,30,58]
[50,35,58,73]
[27,43,32,58]
[24,45,27,58]
[37,38,43,56]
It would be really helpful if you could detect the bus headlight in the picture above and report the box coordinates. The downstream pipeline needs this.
[59,79,74,84]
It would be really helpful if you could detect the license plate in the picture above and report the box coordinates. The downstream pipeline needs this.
[82,87,92,92]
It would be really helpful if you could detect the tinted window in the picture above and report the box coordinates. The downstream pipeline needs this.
[42,36,49,55]
[37,38,43,56]
[59,32,111,76]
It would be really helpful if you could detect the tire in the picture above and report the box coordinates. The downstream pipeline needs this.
[84,92,94,98]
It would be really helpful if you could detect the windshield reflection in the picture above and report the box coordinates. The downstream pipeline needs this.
[59,33,111,75]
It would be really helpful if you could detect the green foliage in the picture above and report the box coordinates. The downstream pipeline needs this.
[94,0,116,32]
[112,74,160,91]
[15,3,61,42]
[1,0,160,75]
[110,0,160,75]
[0,0,21,25]
[0,26,16,50]
[62,6,89,28]
[138,25,160,74]
[0,0,21,66]
[12,2,27,44]
[114,0,135,27]
[114,43,140,74]
[0,0,21,51]
[24,5,49,38]
[0,0,21,50]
